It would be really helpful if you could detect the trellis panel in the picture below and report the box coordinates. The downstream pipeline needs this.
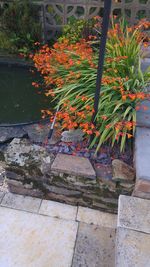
[0,0,150,41]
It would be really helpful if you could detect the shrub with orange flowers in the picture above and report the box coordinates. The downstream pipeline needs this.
[32,18,150,152]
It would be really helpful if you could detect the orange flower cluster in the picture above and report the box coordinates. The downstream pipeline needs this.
[31,18,149,150]
[106,120,136,140]
[122,92,148,101]
[32,81,40,88]
[136,19,150,30]
[106,56,128,63]
[33,39,94,89]
[55,100,98,135]
[108,19,150,47]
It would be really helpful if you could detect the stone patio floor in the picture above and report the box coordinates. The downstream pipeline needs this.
[0,192,117,267]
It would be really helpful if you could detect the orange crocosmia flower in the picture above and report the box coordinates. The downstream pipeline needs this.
[68,59,74,66]
[86,130,93,135]
[136,92,145,99]
[90,124,95,130]
[125,122,133,130]
[106,124,111,129]
[127,27,133,33]
[127,134,133,139]
[135,106,140,111]
[101,115,107,120]
[81,96,88,101]
[115,135,119,141]
[70,107,76,112]
[85,105,91,110]
[128,94,136,100]
[34,42,40,46]
[143,42,149,48]
[95,131,100,137]
[32,82,40,88]
[122,95,127,101]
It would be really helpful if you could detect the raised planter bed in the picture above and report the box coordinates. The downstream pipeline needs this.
[0,121,134,214]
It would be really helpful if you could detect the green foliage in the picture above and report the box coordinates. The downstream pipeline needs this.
[0,0,41,54]
[59,17,95,43]
[33,18,150,152]
[0,31,16,53]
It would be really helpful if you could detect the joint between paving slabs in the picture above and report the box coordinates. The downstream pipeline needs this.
[75,205,79,222]
[71,220,80,267]
[0,192,6,205]
[37,198,43,213]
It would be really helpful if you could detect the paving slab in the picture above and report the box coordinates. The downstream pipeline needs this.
[51,154,96,179]
[1,192,41,213]
[135,127,150,182]
[77,206,117,228]
[116,227,150,267]
[72,223,116,267]
[0,206,78,267]
[118,195,150,234]
[39,199,77,221]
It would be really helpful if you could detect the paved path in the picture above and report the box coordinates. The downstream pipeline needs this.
[0,192,117,267]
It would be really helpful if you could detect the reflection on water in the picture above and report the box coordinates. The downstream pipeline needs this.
[0,64,52,124]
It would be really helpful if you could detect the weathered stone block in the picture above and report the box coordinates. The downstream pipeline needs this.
[134,179,150,193]
[133,179,150,199]
[0,127,26,143]
[51,154,96,179]
[4,138,54,179]
[23,123,61,144]
[132,190,150,200]
[8,183,44,198]
[43,184,82,197]
[112,159,135,182]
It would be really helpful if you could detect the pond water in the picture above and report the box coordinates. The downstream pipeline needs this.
[0,63,52,124]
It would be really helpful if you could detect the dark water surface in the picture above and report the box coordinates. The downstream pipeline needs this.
[0,64,52,124]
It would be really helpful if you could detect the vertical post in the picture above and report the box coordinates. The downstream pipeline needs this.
[91,0,112,130]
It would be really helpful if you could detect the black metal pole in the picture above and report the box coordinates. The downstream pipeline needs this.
[91,0,112,134]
